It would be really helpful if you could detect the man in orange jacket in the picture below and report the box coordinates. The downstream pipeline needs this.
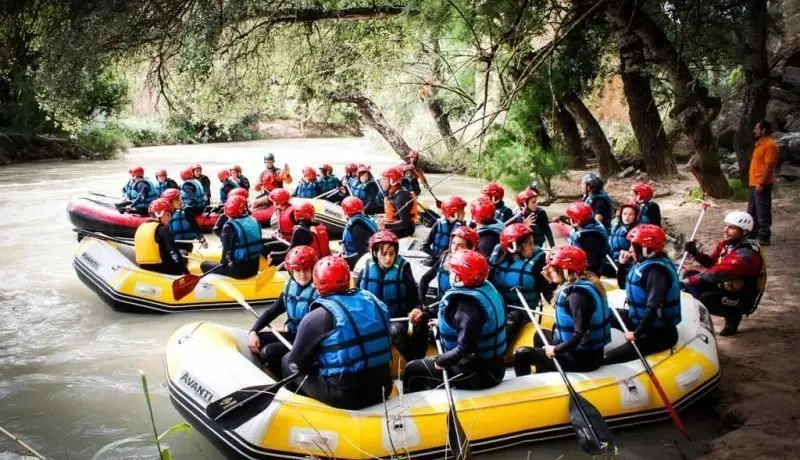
[747,120,778,245]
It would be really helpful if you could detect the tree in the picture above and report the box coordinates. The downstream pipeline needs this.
[618,30,676,178]
[329,91,414,160]
[553,99,585,166]
[734,0,770,181]
[560,91,620,177]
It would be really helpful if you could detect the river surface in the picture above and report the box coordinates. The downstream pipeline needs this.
[0,138,724,459]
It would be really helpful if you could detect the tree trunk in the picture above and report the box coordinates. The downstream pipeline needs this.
[596,0,731,198]
[553,99,585,167]
[328,91,414,161]
[560,91,621,177]
[734,0,770,182]
[533,114,553,150]
[618,31,677,178]
[421,38,459,151]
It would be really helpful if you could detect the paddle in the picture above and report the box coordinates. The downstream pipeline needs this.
[73,228,133,245]
[608,308,689,438]
[255,261,282,291]
[172,264,226,300]
[514,289,616,455]
[431,325,471,460]
[605,254,619,273]
[677,202,710,274]
[89,191,123,200]
[313,187,340,200]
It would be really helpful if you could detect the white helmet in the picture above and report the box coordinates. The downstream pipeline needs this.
[723,211,754,232]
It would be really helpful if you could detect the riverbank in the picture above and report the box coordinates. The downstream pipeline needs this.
[547,168,800,459]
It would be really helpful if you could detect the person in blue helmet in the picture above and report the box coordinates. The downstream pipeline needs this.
[513,246,610,376]
[249,245,319,379]
[403,249,506,392]
[422,196,466,263]
[581,172,613,230]
[565,201,610,275]
[340,196,379,269]
[356,230,426,361]
[282,256,393,410]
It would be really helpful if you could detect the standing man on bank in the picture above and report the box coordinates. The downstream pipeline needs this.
[748,120,778,246]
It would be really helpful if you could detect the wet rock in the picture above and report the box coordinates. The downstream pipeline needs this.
[786,112,800,132]
[777,132,800,163]
[767,99,794,129]
[778,162,800,181]
[784,66,800,93]
[725,162,741,178]
[771,86,800,105]
[617,165,636,178]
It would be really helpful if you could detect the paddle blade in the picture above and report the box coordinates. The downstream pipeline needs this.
[254,263,278,292]
[172,274,202,300]
[568,393,616,455]
[446,405,471,460]
[206,372,299,430]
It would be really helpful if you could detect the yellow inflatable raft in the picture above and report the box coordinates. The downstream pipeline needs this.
[74,237,288,313]
[164,286,719,459]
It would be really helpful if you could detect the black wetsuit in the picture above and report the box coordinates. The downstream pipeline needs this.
[238,175,251,191]
[477,227,501,259]
[175,207,205,253]
[200,221,260,279]
[514,289,603,375]
[572,230,608,276]
[140,224,188,276]
[640,202,662,227]
[251,294,298,378]
[263,221,316,266]
[197,174,212,202]
[604,262,678,364]
[402,295,505,393]
[418,252,447,304]
[361,181,384,215]
[342,218,375,269]
[282,303,393,410]
[385,188,415,238]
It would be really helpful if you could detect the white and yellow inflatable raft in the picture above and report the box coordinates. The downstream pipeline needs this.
[164,285,719,459]
[74,237,288,313]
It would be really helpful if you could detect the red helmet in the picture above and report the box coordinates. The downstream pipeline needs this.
[547,246,588,274]
[448,250,490,287]
[481,183,505,202]
[229,188,249,200]
[313,256,351,295]
[627,224,666,252]
[231,165,242,174]
[302,167,317,181]
[218,169,231,182]
[224,195,249,218]
[618,202,640,220]
[451,226,479,249]
[161,189,181,202]
[357,163,371,174]
[566,202,593,226]
[369,230,399,252]
[341,196,364,217]
[268,188,291,206]
[155,169,167,178]
[285,245,320,271]
[130,166,144,177]
[516,189,538,208]
[293,201,315,221]
[180,167,193,181]
[441,196,467,218]
[470,197,496,224]
[192,164,202,172]
[381,166,403,185]
[319,163,333,174]
[345,163,358,174]
[631,182,654,202]
[148,198,172,217]
[500,223,533,252]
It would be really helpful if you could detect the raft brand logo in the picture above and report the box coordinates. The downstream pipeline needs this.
[80,252,100,270]
[179,371,215,403]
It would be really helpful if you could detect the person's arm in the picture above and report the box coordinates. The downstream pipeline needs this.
[418,262,439,305]
[364,183,382,214]
[155,224,186,271]
[401,262,422,312]
[760,142,779,188]
[532,254,555,302]
[285,307,334,374]
[251,296,286,333]
[553,291,594,353]
[687,247,761,286]
[181,207,206,241]
[538,209,555,247]
[351,222,372,256]
[436,297,486,367]
[129,181,150,208]
[422,221,438,252]
[411,179,422,196]
[385,191,414,231]
[634,265,671,337]
[691,241,722,268]
[272,226,312,260]
[220,222,236,264]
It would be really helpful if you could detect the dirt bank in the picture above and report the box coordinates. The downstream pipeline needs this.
[547,168,800,459]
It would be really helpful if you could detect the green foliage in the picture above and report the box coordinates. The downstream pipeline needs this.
[76,127,130,158]
[728,178,748,202]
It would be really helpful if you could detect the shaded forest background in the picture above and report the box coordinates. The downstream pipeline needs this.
[2,0,800,198]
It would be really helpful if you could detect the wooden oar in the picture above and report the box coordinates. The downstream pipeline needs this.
[608,308,689,438]
[514,289,616,455]
[431,325,471,460]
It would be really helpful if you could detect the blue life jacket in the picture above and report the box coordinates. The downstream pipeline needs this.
[346,177,360,191]
[315,290,391,376]
[494,201,512,222]
[625,257,682,328]
[371,179,385,200]
[219,179,239,203]
[567,219,610,249]
[608,224,632,261]
[169,208,196,240]
[318,175,340,194]
[295,181,318,198]
[553,280,611,352]
[155,180,173,197]
[122,179,134,197]
[439,282,506,359]
[436,255,452,300]
[490,249,546,308]
[584,192,612,229]
[350,181,370,205]
[181,179,207,209]
[342,214,378,256]
[128,178,159,212]
[639,201,658,225]
[430,218,459,257]
[478,219,505,239]
[227,216,262,263]
[282,280,318,334]
[359,257,409,316]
